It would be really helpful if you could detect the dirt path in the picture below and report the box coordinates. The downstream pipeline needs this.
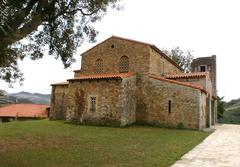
[171,124,240,167]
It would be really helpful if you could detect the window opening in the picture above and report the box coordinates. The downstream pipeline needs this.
[90,96,97,112]
[95,59,103,73]
[200,65,206,72]
[119,56,129,73]
[168,100,172,114]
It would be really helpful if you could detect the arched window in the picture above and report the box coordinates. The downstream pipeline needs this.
[119,56,129,73]
[95,59,103,73]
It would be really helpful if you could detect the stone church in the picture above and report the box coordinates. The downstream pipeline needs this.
[50,36,217,130]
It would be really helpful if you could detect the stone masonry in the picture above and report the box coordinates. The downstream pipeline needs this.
[191,55,217,96]
[50,36,217,130]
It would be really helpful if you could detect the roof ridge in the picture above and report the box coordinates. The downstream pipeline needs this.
[150,45,181,70]
[81,36,113,56]
[111,35,153,46]
[81,35,152,56]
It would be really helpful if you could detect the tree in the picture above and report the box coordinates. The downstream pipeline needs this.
[217,96,225,119]
[162,47,194,72]
[0,0,120,85]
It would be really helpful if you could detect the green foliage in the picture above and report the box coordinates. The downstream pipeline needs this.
[0,120,209,167]
[219,97,240,124]
[0,90,5,96]
[219,107,240,124]
[217,96,226,119]
[0,0,121,85]
[162,47,194,72]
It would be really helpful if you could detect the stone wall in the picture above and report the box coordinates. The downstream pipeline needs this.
[149,48,181,76]
[64,76,136,126]
[75,37,150,77]
[142,77,204,129]
[50,85,68,120]
[75,36,182,79]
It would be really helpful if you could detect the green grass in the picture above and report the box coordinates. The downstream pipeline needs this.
[0,120,209,167]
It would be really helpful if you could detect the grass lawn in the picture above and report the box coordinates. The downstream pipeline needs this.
[0,120,209,167]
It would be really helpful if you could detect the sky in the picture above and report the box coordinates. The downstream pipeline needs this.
[1,0,240,101]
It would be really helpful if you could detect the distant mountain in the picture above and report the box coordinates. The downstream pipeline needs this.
[225,98,240,109]
[10,91,51,105]
[0,90,50,105]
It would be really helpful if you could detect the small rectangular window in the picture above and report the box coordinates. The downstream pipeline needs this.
[89,96,97,112]
[200,65,206,72]
[168,100,172,114]
[161,61,165,75]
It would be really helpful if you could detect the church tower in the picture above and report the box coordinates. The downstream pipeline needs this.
[191,55,217,96]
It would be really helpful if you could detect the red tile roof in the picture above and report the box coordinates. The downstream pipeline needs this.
[149,74,208,94]
[0,104,49,118]
[67,72,135,81]
[81,36,182,70]
[166,72,209,79]
[51,81,69,86]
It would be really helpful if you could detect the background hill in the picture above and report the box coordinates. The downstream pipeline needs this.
[0,90,50,105]
[219,98,240,124]
[11,92,51,104]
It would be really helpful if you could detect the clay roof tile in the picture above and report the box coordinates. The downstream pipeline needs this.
[67,72,135,81]
[0,104,49,118]
[165,72,209,79]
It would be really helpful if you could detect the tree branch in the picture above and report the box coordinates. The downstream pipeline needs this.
[68,8,95,16]
[1,0,38,37]
[1,0,51,46]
